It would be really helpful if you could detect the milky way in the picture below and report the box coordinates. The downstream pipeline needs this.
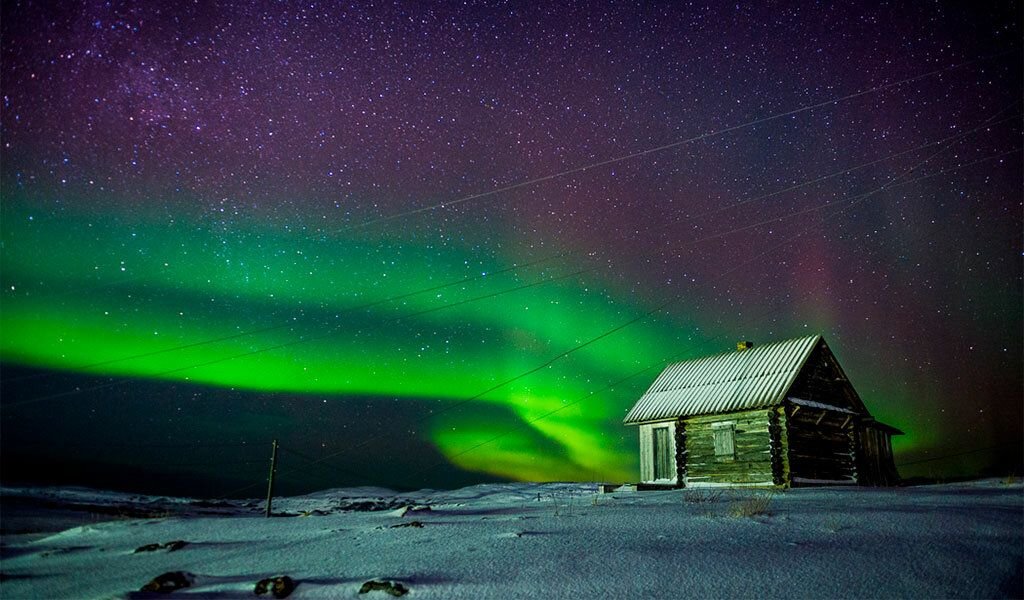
[1,1,1020,495]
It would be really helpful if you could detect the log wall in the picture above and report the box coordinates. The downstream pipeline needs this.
[768,405,790,486]
[856,426,900,486]
[786,404,857,484]
[683,409,774,486]
[675,420,687,484]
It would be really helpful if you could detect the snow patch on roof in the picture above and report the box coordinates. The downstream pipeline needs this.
[787,397,858,415]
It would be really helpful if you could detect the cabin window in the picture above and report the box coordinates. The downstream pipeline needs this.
[712,422,735,459]
[652,426,672,480]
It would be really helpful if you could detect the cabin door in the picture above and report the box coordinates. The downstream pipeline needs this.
[652,426,672,480]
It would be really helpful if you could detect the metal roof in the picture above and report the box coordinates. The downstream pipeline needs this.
[623,335,821,424]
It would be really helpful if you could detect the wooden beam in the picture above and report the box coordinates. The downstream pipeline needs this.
[815,411,826,426]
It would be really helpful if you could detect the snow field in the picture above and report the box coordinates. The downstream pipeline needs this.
[0,480,1020,598]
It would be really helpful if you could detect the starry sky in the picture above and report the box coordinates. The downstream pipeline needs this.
[1,1,1021,496]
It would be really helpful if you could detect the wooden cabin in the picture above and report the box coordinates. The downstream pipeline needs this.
[623,335,901,488]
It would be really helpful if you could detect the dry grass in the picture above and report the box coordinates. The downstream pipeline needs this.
[682,488,725,505]
[727,491,774,518]
[681,487,776,518]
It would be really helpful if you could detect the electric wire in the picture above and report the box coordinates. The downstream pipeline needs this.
[279,112,1013,486]
[335,52,1012,232]
[7,52,1004,317]
[93,162,1024,498]
[895,441,1020,468]
[5,441,257,449]
[2,266,589,409]
[4,140,1014,412]
[5,105,1014,389]
[2,252,565,383]
[1,67,1014,495]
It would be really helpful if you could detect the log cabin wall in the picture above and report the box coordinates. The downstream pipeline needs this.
[683,409,774,486]
[675,419,687,484]
[856,426,899,486]
[768,405,791,486]
[786,403,857,484]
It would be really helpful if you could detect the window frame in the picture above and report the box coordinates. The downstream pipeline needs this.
[712,421,736,460]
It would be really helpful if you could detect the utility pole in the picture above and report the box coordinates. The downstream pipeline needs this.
[265,439,279,518]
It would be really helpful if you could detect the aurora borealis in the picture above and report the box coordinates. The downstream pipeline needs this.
[1,1,1021,495]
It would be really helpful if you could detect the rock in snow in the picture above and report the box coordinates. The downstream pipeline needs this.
[255,574,297,598]
[359,579,409,596]
[133,540,189,554]
[139,570,194,593]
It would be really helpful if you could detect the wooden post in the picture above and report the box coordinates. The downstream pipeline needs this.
[265,439,279,518]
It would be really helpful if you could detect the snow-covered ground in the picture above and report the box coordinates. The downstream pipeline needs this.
[1,480,1021,598]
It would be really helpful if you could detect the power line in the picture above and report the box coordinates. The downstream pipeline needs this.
[1,265,588,409]
[214,478,268,500]
[1,74,1013,476]
[2,252,564,383]
[3,441,257,449]
[406,356,676,486]
[10,51,1009,314]
[652,113,1019,228]
[896,442,1020,468]
[267,207,893,477]
[657,146,1019,258]
[403,149,1022,487]
[33,148,1013,493]
[42,187,964,500]
[278,446,366,480]
[284,117,1011,487]
[4,141,1014,412]
[642,105,1019,258]
[5,105,1013,392]
[113,140,1016,496]
[135,459,266,468]
[335,52,1012,232]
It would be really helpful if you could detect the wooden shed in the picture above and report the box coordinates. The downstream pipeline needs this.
[623,335,902,488]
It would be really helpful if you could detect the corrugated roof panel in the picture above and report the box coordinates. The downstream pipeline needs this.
[624,335,820,424]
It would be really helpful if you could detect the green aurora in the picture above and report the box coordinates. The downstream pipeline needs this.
[1,191,1003,484]
[1,197,713,483]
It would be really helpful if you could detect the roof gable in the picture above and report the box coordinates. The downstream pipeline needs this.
[623,335,821,424]
[785,341,869,415]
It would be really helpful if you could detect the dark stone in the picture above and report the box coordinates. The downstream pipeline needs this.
[389,521,424,528]
[134,543,164,554]
[134,540,188,553]
[359,580,409,596]
[254,575,297,598]
[140,571,194,593]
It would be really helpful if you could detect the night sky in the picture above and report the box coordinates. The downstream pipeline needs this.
[1,1,1021,497]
